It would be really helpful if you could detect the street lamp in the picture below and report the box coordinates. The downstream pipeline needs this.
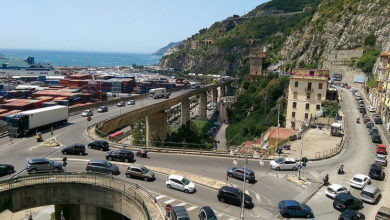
[230,148,264,220]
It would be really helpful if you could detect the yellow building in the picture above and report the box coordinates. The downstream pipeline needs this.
[286,68,329,129]
[379,51,390,123]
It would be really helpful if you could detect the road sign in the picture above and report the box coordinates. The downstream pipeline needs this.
[297,165,303,170]
[87,116,92,121]
[165,204,172,211]
[301,157,309,163]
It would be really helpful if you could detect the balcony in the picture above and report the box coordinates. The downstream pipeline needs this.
[305,87,314,93]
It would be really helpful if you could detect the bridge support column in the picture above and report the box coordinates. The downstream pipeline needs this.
[146,111,167,147]
[212,88,218,103]
[219,86,225,98]
[181,98,190,125]
[199,92,207,121]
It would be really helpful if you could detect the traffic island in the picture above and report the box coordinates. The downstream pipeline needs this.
[287,176,310,187]
[38,138,60,148]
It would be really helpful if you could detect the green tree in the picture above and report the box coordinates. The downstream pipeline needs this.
[364,34,376,46]
[356,48,380,73]
[132,120,146,146]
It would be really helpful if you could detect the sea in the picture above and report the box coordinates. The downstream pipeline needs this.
[0,49,161,67]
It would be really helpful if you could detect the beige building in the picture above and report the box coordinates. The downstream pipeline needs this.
[286,68,329,129]
[249,48,266,76]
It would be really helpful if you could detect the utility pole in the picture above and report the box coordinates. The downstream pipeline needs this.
[240,147,248,220]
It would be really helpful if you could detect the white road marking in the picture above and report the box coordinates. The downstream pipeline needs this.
[155,195,166,200]
[216,213,223,217]
[164,199,176,204]
[245,189,249,194]
[256,193,261,201]
[187,205,198,211]
[176,202,187,206]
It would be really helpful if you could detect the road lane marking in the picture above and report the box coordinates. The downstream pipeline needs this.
[245,189,249,194]
[164,199,176,204]
[256,193,261,201]
[155,195,166,200]
[176,202,186,206]
[187,205,198,211]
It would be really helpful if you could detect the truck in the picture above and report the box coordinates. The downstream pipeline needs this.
[7,105,69,138]
[149,88,166,99]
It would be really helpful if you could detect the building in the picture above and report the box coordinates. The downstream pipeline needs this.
[285,68,329,129]
[262,127,296,151]
[249,48,266,76]
[377,51,390,124]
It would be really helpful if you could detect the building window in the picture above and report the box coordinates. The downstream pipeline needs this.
[308,82,312,90]
[307,93,311,99]
[318,83,323,89]
[317,94,321,100]
[309,70,314,75]
[305,113,309,119]
[293,102,297,109]
[316,104,321,110]
[294,81,298,87]
[305,103,310,110]
[292,112,296,118]
[294,92,298,99]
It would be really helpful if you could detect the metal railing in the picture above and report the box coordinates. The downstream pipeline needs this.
[0,172,165,220]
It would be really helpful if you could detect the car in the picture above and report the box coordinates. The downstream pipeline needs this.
[325,184,350,199]
[365,122,374,129]
[375,154,387,166]
[106,149,134,162]
[333,193,363,211]
[368,106,376,112]
[86,160,120,175]
[227,167,256,183]
[360,185,380,204]
[170,206,190,220]
[166,174,196,193]
[125,164,155,181]
[338,209,365,220]
[376,144,387,155]
[81,109,93,117]
[164,92,171,99]
[369,127,379,136]
[97,106,108,113]
[363,117,371,123]
[270,157,298,171]
[0,164,14,176]
[374,117,383,124]
[373,113,381,118]
[61,143,85,155]
[359,107,366,114]
[88,140,109,151]
[217,186,253,208]
[375,206,390,220]
[350,174,370,189]
[117,101,125,107]
[369,164,384,180]
[26,158,63,174]
[198,206,217,220]
[358,104,365,109]
[278,200,314,218]
[127,100,135,105]
[372,135,382,144]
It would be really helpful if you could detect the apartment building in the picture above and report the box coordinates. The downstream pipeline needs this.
[285,68,329,129]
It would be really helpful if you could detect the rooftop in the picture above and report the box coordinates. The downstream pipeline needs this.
[290,68,330,80]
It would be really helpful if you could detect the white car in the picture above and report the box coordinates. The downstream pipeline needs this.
[368,106,376,112]
[166,174,195,193]
[270,157,298,171]
[81,109,93,117]
[350,174,370,189]
[325,184,349,199]
[127,100,135,105]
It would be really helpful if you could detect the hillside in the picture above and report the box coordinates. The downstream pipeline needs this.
[153,41,182,56]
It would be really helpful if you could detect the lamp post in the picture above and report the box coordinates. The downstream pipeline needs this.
[230,148,264,220]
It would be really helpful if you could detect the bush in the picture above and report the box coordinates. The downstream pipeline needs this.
[364,34,376,46]
[356,48,380,73]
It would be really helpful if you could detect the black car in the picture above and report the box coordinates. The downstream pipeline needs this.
[227,167,256,183]
[0,164,14,176]
[374,117,383,124]
[365,122,374,129]
[338,209,365,220]
[106,149,134,162]
[359,107,366,114]
[198,206,217,220]
[61,143,85,155]
[97,106,108,113]
[369,128,379,136]
[372,135,382,144]
[217,186,253,208]
[369,163,384,180]
[86,160,120,175]
[278,200,314,218]
[333,193,363,211]
[88,140,110,151]
[170,206,189,220]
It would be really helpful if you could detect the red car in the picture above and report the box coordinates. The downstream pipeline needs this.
[376,144,387,155]
[363,117,371,124]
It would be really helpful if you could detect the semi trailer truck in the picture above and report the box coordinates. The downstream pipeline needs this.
[149,88,166,99]
[7,105,69,137]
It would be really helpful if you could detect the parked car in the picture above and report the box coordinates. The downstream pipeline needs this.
[278,200,314,218]
[363,117,371,124]
[170,206,190,220]
[375,206,390,220]
[350,174,370,189]
[270,157,298,171]
[88,140,109,151]
[358,104,365,109]
[360,185,380,204]
[374,117,383,124]
[106,149,134,162]
[117,101,125,107]
[81,109,93,117]
[365,122,374,129]
[227,167,256,183]
[369,128,379,136]
[166,174,196,193]
[325,184,350,199]
[97,106,108,113]
[0,164,14,176]
[86,159,120,175]
[369,164,384,180]
[164,92,171,99]
[372,135,382,144]
[333,193,363,211]
[198,206,217,220]
[127,100,135,105]
[26,158,63,174]
[359,107,366,114]
[376,144,387,155]
[368,106,376,112]
[217,186,253,208]
[125,164,155,181]
[61,143,85,155]
[338,209,365,220]
[375,154,387,166]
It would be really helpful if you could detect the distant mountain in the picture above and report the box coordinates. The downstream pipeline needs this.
[153,41,182,56]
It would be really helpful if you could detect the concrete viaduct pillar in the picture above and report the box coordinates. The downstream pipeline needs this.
[181,98,190,125]
[212,88,218,103]
[199,92,207,120]
[146,110,167,147]
[219,86,225,98]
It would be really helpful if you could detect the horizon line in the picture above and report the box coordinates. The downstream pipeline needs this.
[0,48,160,55]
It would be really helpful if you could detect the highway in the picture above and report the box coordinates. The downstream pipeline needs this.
[0,85,384,219]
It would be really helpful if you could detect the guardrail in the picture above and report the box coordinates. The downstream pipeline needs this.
[0,172,165,220]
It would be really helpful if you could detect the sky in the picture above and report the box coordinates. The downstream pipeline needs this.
[0,0,267,53]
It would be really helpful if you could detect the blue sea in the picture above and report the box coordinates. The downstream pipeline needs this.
[0,49,161,67]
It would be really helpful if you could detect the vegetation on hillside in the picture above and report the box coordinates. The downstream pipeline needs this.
[165,121,213,149]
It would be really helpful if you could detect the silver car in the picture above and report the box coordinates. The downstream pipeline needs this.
[270,157,298,171]
[360,185,380,204]
[375,154,387,166]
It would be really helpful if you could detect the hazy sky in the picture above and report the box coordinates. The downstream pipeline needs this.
[0,0,267,53]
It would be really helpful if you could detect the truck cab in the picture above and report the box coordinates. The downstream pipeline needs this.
[7,115,28,138]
